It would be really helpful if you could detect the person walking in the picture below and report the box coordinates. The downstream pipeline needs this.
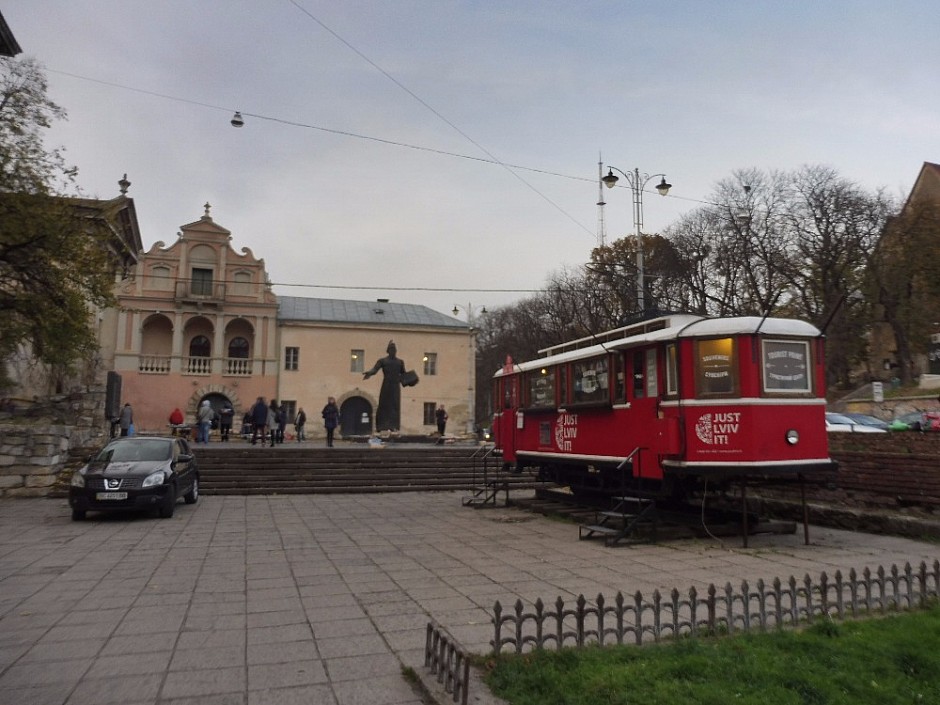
[119,403,134,437]
[196,400,214,443]
[435,404,448,436]
[322,396,340,447]
[250,397,268,446]
[295,407,307,442]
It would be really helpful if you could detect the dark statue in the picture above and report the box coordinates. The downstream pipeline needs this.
[363,340,416,432]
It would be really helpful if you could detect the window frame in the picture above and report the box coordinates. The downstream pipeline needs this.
[568,355,611,408]
[191,267,214,296]
[189,335,211,358]
[694,337,739,398]
[284,346,299,371]
[525,367,556,409]
[350,349,364,373]
[665,344,678,397]
[423,352,438,376]
[761,338,813,395]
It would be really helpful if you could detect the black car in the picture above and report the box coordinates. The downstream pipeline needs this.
[69,436,199,520]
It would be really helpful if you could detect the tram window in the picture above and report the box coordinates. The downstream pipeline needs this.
[665,344,678,396]
[613,353,626,403]
[695,338,737,396]
[762,339,811,393]
[645,349,658,397]
[572,357,609,404]
[632,350,645,399]
[527,368,556,408]
[501,377,519,409]
[558,365,569,405]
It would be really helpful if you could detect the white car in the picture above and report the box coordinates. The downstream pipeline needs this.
[825,412,887,433]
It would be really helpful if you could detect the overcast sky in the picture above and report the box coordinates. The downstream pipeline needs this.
[7,1,939,318]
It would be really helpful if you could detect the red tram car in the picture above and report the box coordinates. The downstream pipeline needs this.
[491,313,835,501]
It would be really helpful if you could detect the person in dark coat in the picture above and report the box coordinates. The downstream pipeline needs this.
[218,401,234,442]
[250,397,268,446]
[435,404,448,436]
[322,396,340,447]
[119,403,133,437]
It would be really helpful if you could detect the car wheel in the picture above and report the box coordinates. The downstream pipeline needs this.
[158,487,176,518]
[184,477,199,504]
[71,508,86,521]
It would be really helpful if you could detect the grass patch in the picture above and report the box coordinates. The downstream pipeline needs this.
[483,605,940,705]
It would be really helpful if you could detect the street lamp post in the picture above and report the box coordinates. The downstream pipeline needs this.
[452,303,486,435]
[601,166,672,314]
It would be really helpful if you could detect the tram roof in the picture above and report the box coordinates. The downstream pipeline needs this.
[497,314,822,376]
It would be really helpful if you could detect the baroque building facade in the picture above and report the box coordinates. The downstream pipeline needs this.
[105,205,473,438]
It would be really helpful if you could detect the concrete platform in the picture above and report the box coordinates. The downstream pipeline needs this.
[1,493,938,704]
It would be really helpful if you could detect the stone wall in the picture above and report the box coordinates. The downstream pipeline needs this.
[0,386,110,498]
[743,432,940,537]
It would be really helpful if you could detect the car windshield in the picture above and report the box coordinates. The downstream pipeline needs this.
[96,440,172,463]
[846,414,886,427]
[826,413,855,425]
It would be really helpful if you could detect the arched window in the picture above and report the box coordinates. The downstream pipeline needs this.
[228,337,249,359]
[189,335,211,358]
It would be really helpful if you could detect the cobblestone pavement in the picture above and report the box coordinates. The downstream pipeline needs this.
[1,493,938,705]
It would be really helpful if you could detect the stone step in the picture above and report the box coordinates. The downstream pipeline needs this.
[191,444,533,495]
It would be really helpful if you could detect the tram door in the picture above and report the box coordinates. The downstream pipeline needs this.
[493,375,520,461]
[630,347,665,478]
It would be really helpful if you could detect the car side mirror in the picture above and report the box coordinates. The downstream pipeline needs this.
[177,453,194,463]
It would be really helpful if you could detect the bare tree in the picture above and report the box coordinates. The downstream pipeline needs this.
[782,165,893,387]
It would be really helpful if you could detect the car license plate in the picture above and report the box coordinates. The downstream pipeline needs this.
[95,491,128,500]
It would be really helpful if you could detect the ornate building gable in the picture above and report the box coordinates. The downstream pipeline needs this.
[130,204,275,306]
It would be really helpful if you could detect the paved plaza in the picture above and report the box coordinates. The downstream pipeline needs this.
[1,492,938,705]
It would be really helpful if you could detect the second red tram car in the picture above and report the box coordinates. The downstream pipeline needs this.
[491,314,835,499]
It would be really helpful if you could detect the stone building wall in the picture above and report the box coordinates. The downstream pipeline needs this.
[0,386,110,498]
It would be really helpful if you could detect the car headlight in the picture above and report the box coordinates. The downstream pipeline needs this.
[142,471,166,488]
[70,469,86,488]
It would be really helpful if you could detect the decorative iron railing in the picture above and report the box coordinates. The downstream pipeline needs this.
[491,560,940,654]
[425,621,471,705]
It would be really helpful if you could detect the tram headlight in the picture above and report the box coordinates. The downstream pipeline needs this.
[785,429,800,445]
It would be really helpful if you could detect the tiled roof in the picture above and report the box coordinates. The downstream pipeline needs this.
[277,296,469,330]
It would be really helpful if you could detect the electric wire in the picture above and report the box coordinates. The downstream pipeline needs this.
[284,0,593,236]
[44,70,721,212]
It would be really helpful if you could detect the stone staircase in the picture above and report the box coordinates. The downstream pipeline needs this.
[192,443,536,496]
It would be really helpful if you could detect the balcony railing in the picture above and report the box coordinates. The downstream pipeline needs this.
[225,358,253,376]
[185,356,212,375]
[139,356,171,374]
[136,355,254,376]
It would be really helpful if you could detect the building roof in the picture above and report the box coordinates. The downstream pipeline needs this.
[277,296,470,330]
[0,11,21,56]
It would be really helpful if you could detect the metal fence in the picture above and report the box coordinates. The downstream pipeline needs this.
[491,560,940,654]
[425,621,471,705]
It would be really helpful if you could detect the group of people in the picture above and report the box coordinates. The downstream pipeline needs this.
[167,399,236,443]
[247,396,340,447]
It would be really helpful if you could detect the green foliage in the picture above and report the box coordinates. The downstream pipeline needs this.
[484,605,940,705]
[0,56,116,377]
